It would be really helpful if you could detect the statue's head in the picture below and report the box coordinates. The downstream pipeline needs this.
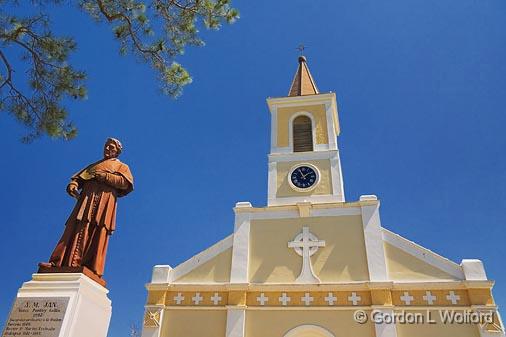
[104,138,123,159]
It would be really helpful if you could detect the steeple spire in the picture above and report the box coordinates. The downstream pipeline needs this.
[288,56,319,96]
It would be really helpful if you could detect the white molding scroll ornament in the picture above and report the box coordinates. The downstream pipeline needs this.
[288,226,325,283]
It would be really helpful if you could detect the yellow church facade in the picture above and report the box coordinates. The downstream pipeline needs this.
[141,57,504,337]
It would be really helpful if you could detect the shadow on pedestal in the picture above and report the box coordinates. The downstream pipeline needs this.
[37,265,107,287]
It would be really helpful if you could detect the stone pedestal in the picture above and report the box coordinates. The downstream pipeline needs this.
[2,273,111,337]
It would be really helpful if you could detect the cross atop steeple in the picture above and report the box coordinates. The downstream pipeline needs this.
[296,44,306,56]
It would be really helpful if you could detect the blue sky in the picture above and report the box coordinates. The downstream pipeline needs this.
[1,0,506,336]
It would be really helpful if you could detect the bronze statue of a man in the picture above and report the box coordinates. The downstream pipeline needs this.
[39,138,134,281]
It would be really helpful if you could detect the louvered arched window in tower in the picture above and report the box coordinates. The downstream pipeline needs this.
[293,115,313,152]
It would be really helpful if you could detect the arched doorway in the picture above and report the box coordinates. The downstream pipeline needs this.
[283,324,335,337]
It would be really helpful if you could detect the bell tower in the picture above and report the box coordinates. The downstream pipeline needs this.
[267,56,345,206]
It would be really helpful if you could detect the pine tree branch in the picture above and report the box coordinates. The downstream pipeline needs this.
[0,0,238,141]
[0,49,13,89]
[0,13,85,141]
[95,0,164,63]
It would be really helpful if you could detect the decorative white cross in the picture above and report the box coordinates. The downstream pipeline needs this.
[278,293,291,306]
[400,292,414,305]
[288,226,325,283]
[348,292,361,306]
[301,293,314,306]
[173,292,184,305]
[446,291,460,304]
[210,293,222,305]
[423,291,437,305]
[324,292,337,306]
[257,293,269,306]
[192,292,203,305]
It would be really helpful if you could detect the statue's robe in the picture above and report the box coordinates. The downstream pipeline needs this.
[48,158,134,276]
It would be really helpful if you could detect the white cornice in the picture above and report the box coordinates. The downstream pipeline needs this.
[266,92,339,135]
[170,234,234,282]
[382,228,465,280]
[266,92,336,111]
[268,150,339,162]
[145,280,494,291]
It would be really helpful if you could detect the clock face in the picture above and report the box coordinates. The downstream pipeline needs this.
[290,165,318,189]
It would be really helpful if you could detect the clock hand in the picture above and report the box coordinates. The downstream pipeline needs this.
[297,169,307,180]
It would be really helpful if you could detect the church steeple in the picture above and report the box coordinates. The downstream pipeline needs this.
[288,56,319,96]
[266,57,345,206]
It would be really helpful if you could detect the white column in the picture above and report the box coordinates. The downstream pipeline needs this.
[225,308,246,337]
[329,151,345,202]
[373,308,398,337]
[267,161,277,206]
[228,203,250,337]
[141,263,172,336]
[360,196,388,281]
[461,259,488,281]
[325,102,338,151]
[461,261,505,336]
[150,265,173,284]
[270,106,278,152]
[231,202,252,284]
[11,273,111,337]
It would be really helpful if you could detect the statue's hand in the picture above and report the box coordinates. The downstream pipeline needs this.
[89,169,108,182]
[67,182,80,199]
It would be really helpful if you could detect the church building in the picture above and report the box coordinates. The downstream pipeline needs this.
[140,57,504,337]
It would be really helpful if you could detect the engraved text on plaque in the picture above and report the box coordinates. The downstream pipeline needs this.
[2,297,69,337]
